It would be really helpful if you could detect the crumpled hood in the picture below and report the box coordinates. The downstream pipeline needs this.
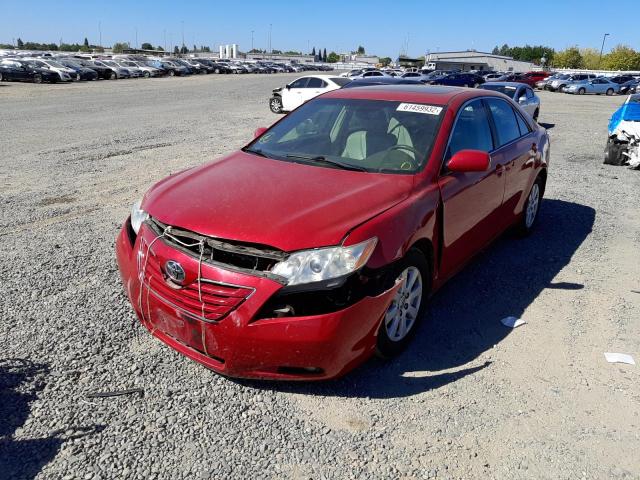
[143,151,414,252]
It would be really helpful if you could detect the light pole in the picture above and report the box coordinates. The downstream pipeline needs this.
[135,27,138,49]
[599,33,610,68]
[251,30,254,52]
[98,21,102,47]
[269,23,272,55]
[181,21,185,50]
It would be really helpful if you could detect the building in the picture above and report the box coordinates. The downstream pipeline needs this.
[425,50,537,73]
[245,52,315,63]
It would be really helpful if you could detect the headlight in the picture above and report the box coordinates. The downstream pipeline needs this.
[271,238,377,287]
[130,199,149,235]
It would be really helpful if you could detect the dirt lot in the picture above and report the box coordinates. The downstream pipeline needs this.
[1,75,639,480]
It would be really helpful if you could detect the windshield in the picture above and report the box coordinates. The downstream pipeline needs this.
[244,98,444,174]
[103,61,118,67]
[62,61,81,68]
[480,84,518,98]
[46,61,65,68]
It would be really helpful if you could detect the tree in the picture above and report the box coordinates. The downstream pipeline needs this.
[327,52,340,63]
[17,38,24,49]
[579,48,601,70]
[79,44,90,52]
[180,45,188,54]
[112,42,129,53]
[156,46,164,51]
[498,44,509,56]
[83,37,89,47]
[173,46,180,54]
[323,48,327,62]
[311,47,316,56]
[193,44,197,52]
[141,42,153,50]
[553,47,583,69]
[357,45,365,54]
[491,46,500,55]
[379,56,392,66]
[602,45,640,71]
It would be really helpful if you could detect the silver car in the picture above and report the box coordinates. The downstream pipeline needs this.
[564,77,620,95]
[479,82,541,120]
[549,73,596,92]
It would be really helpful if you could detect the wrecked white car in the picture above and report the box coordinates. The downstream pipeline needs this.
[604,94,640,169]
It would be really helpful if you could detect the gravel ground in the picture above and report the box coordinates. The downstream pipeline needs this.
[1,75,639,480]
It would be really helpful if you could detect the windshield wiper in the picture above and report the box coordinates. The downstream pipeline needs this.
[242,147,276,159]
[285,154,367,172]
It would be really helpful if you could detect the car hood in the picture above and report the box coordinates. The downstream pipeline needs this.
[143,151,414,252]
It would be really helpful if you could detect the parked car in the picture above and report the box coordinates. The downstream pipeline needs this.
[515,71,551,88]
[479,82,541,120]
[548,73,596,92]
[0,59,58,83]
[116,60,162,77]
[57,59,99,81]
[74,58,117,79]
[428,72,485,87]
[604,94,640,168]
[342,77,424,88]
[116,85,549,380]
[103,59,141,77]
[270,75,351,113]
[619,79,640,95]
[92,60,131,79]
[564,77,619,95]
[609,75,636,85]
[28,58,79,81]
[484,72,505,81]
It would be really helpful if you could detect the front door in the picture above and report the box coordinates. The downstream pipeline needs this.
[438,99,506,277]
[281,77,310,111]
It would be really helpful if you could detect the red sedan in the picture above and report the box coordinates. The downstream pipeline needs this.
[116,85,550,380]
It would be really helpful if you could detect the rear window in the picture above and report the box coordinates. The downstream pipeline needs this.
[480,84,518,99]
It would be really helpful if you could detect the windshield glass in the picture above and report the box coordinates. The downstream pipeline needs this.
[46,61,65,68]
[244,98,444,174]
[103,61,118,67]
[480,84,518,98]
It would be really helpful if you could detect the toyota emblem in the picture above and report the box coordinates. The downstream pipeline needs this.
[165,260,186,284]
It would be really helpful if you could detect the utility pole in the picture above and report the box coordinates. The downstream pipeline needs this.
[163,29,166,52]
[135,27,138,49]
[251,30,254,52]
[599,33,610,68]
[269,23,272,55]
[181,21,185,49]
[98,21,102,47]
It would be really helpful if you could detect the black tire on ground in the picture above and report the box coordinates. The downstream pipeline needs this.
[33,74,42,84]
[168,70,175,77]
[0,72,3,82]
[109,71,116,80]
[516,175,544,236]
[144,71,150,78]
[603,138,628,166]
[376,249,430,359]
[269,96,283,114]
[578,88,585,95]
[606,88,614,96]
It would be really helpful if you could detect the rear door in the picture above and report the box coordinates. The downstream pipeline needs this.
[438,99,506,276]
[302,77,328,103]
[486,97,537,220]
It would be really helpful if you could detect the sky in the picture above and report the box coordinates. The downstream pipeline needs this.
[0,0,638,57]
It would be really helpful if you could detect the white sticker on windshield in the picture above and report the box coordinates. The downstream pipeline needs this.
[396,103,443,115]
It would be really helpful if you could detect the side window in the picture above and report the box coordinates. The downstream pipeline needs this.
[289,78,309,88]
[306,77,324,88]
[447,99,493,159]
[515,111,531,136]
[487,98,521,147]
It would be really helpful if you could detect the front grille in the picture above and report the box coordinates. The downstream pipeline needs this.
[142,249,254,322]
[148,218,286,277]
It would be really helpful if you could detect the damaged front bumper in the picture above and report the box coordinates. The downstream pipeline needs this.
[115,220,400,380]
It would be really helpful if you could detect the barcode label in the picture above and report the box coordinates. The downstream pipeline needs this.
[396,103,443,115]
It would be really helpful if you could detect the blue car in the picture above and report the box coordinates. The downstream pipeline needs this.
[427,72,485,88]
[604,94,640,167]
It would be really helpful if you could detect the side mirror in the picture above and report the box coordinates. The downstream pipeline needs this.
[254,127,268,138]
[286,84,291,90]
[448,150,490,173]
[518,96,527,104]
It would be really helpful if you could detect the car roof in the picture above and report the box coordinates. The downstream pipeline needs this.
[297,74,342,80]
[482,82,527,88]
[323,84,502,105]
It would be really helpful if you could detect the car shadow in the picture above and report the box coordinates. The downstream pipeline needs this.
[0,358,105,479]
[238,199,595,398]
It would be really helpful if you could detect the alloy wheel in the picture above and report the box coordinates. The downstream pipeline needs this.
[525,183,540,228]
[384,267,423,342]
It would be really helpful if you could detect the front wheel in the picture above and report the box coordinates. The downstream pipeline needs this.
[604,138,627,165]
[578,88,586,95]
[109,71,116,80]
[516,176,544,236]
[33,74,42,84]
[144,71,150,78]
[269,96,283,114]
[606,88,614,96]
[376,249,430,359]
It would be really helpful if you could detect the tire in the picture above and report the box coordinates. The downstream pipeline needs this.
[603,138,627,166]
[143,71,150,78]
[214,68,220,74]
[533,108,540,121]
[269,96,283,114]
[0,72,3,82]
[33,74,42,84]
[606,88,614,96]
[578,88,585,95]
[376,249,430,359]
[109,71,116,80]
[168,70,175,77]
[516,175,544,236]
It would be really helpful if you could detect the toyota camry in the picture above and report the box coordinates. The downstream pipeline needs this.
[116,85,550,380]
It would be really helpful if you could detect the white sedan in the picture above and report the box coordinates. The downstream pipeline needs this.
[479,81,541,121]
[269,75,352,113]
